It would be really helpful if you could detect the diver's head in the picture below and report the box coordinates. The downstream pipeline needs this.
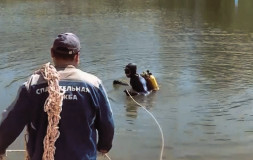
[125,63,137,77]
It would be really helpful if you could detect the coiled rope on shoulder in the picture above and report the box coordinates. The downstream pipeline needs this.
[7,63,113,160]
[40,62,65,160]
[126,90,164,160]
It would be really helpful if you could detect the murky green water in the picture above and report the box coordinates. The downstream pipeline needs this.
[1,0,253,159]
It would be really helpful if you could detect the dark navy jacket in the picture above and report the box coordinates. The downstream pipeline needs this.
[0,65,114,160]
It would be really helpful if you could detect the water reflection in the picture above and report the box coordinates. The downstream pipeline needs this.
[235,0,239,8]
[125,99,138,119]
[1,0,253,160]
[124,92,158,119]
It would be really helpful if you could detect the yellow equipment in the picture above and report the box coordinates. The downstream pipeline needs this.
[141,70,159,91]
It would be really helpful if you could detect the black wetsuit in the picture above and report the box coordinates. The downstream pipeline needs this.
[129,74,149,93]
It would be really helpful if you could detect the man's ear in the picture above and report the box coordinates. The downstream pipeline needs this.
[74,53,80,65]
[51,48,55,58]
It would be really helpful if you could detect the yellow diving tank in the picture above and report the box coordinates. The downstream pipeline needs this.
[142,70,159,91]
[148,72,159,91]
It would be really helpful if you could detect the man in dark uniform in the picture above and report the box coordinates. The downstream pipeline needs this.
[0,33,114,160]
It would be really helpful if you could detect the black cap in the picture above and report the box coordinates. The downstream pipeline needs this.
[52,33,81,55]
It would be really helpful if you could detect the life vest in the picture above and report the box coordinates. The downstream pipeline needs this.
[141,70,159,91]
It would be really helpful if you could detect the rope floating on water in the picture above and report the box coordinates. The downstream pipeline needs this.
[5,150,26,157]
[105,153,112,160]
[126,90,164,160]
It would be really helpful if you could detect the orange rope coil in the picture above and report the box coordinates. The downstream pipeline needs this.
[40,62,65,160]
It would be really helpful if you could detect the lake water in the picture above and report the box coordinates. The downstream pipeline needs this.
[1,0,253,160]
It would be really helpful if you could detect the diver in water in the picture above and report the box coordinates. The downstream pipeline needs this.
[114,63,149,96]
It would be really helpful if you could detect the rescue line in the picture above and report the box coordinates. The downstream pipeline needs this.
[126,90,164,160]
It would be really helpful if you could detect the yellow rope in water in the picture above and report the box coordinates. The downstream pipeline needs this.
[126,90,164,160]
[40,62,65,160]
[105,153,112,160]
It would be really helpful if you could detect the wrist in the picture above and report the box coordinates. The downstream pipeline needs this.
[0,154,6,160]
[98,149,108,154]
